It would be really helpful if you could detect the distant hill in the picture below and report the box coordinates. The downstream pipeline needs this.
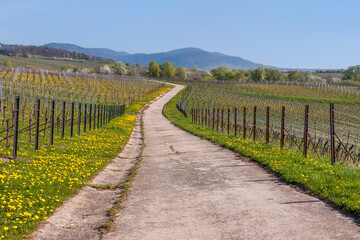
[44,43,264,70]
[0,43,109,62]
[44,43,129,61]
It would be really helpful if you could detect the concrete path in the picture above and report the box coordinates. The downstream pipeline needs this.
[104,84,359,240]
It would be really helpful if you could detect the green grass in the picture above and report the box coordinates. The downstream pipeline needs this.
[0,86,170,239]
[0,55,111,70]
[164,88,360,219]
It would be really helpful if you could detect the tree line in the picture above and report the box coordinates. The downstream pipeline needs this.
[209,66,312,82]
[147,60,188,79]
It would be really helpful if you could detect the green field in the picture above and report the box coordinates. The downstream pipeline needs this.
[0,55,112,71]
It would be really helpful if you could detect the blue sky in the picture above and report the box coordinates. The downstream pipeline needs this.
[1,0,359,69]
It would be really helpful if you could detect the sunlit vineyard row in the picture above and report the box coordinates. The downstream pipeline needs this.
[0,68,165,158]
[178,81,360,165]
[231,81,360,102]
[0,69,162,105]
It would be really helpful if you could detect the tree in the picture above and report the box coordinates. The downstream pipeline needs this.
[250,66,266,82]
[192,66,198,71]
[148,60,161,77]
[225,71,235,80]
[287,70,304,82]
[264,69,286,82]
[160,60,176,78]
[3,60,12,69]
[211,66,228,80]
[344,65,360,81]
[232,69,246,81]
[112,61,128,75]
[176,67,188,79]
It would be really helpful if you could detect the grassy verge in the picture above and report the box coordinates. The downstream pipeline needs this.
[163,88,360,218]
[0,86,171,239]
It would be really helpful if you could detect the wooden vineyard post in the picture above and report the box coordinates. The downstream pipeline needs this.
[102,105,105,126]
[201,109,204,126]
[208,108,211,128]
[89,104,92,131]
[12,96,20,159]
[97,104,100,128]
[105,105,108,124]
[61,101,66,139]
[84,103,87,133]
[303,105,309,157]
[191,109,193,122]
[103,105,107,125]
[253,106,257,141]
[104,105,106,125]
[221,109,224,132]
[281,106,285,148]
[266,106,270,143]
[109,106,112,121]
[227,108,230,135]
[243,107,246,139]
[78,103,82,135]
[70,102,75,137]
[195,109,197,124]
[103,105,105,126]
[100,105,103,127]
[103,106,106,125]
[212,109,215,130]
[108,105,110,123]
[234,108,237,136]
[205,109,207,126]
[216,109,219,131]
[50,100,55,145]
[195,109,198,124]
[194,109,196,124]
[330,103,335,165]
[106,105,108,124]
[198,108,200,125]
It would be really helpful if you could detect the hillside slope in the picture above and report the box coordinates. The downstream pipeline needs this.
[44,43,263,70]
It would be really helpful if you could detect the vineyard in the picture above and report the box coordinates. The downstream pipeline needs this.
[0,69,165,159]
[0,68,168,238]
[177,81,360,166]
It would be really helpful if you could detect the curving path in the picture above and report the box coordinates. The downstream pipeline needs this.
[104,84,359,240]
